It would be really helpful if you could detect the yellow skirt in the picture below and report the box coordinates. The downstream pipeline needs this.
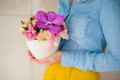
[43,62,99,80]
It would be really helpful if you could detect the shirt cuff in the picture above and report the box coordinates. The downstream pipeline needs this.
[61,51,75,67]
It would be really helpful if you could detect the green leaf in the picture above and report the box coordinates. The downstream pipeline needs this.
[61,25,65,30]
[30,17,34,21]
[21,20,25,24]
[23,27,28,30]
[34,26,40,32]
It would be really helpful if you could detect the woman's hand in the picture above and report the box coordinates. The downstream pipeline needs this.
[28,50,62,65]
[28,50,42,64]
[38,51,62,65]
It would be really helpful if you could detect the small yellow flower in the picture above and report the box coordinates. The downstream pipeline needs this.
[32,19,37,26]
[18,27,25,33]
[37,33,44,41]
[22,24,28,27]
[21,19,32,28]
[44,31,52,40]
[37,29,53,41]
[25,19,31,25]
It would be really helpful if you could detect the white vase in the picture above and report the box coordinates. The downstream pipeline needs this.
[26,38,60,59]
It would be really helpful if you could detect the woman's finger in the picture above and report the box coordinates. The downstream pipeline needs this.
[28,50,35,59]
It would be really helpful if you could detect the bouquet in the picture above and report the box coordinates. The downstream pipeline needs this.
[19,11,69,59]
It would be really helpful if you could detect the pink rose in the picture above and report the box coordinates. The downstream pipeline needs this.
[24,25,38,40]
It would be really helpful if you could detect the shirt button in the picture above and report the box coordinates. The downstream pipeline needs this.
[88,16,92,22]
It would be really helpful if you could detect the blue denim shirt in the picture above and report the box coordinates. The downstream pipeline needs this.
[56,0,120,72]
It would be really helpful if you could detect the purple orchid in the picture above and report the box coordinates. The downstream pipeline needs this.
[35,11,64,34]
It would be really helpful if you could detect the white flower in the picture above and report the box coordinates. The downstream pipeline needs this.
[59,29,69,40]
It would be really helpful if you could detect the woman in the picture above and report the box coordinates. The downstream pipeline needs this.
[28,0,120,79]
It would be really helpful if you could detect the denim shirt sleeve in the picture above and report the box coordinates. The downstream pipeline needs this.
[61,0,120,72]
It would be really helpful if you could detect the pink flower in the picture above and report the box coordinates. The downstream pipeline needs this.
[24,25,38,40]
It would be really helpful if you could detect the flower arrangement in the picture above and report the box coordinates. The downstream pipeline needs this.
[19,11,68,59]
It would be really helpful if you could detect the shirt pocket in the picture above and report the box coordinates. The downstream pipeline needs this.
[68,16,89,39]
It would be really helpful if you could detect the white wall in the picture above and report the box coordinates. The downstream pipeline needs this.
[0,0,119,80]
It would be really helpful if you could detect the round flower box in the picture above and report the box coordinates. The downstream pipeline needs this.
[19,10,68,60]
[26,38,60,59]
